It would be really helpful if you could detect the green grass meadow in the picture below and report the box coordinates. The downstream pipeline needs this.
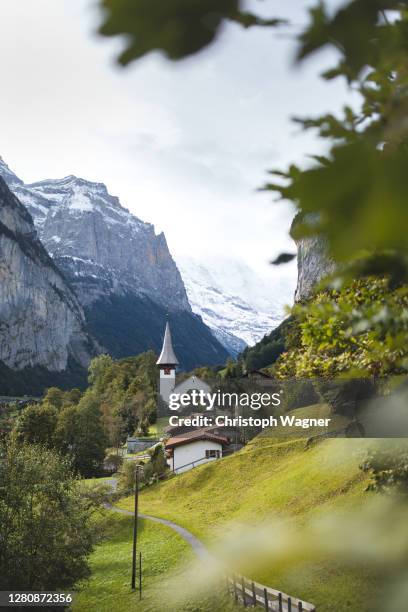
[115,420,381,612]
[73,511,239,612]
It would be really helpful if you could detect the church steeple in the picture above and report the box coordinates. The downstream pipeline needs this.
[157,320,178,404]
[156,321,179,366]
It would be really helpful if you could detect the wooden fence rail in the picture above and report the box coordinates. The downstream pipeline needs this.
[227,575,315,612]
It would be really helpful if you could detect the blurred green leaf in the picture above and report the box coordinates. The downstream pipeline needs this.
[298,0,404,80]
[270,141,408,263]
[98,0,283,64]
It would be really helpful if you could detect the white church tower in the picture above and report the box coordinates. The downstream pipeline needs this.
[156,320,179,403]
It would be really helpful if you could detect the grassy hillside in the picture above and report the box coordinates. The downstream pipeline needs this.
[117,410,381,611]
[119,410,367,542]
[74,512,238,612]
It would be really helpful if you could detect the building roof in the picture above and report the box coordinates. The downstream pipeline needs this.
[156,321,179,366]
[173,375,211,395]
[165,429,229,449]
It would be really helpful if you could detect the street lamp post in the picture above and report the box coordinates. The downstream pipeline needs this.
[131,464,143,591]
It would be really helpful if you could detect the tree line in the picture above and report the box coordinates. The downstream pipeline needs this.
[10,351,158,477]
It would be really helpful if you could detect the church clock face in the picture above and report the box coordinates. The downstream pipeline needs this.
[164,367,172,375]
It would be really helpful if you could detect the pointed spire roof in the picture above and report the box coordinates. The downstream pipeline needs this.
[156,321,179,365]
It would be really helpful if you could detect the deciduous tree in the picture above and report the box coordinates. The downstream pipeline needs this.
[0,441,97,589]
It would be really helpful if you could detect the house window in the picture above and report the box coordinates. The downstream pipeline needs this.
[205,449,221,459]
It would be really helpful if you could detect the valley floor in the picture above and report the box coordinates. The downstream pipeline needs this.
[115,426,383,612]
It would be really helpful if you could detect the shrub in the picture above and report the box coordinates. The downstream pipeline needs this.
[104,452,123,473]
[275,279,408,379]
[117,459,141,493]
[0,441,98,590]
[361,441,408,495]
[315,378,377,416]
[281,379,320,412]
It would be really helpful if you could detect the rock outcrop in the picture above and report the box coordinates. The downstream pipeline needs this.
[294,235,336,301]
[4,170,190,311]
[290,212,336,302]
[0,176,96,372]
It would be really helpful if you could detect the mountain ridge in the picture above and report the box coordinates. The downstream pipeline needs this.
[0,158,229,375]
[1,163,190,311]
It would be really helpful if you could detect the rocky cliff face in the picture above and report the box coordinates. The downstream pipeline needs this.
[2,166,190,311]
[0,176,96,372]
[294,235,335,301]
[291,209,336,304]
[0,158,228,370]
[241,232,335,370]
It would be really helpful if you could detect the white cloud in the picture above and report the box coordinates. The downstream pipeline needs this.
[0,0,357,297]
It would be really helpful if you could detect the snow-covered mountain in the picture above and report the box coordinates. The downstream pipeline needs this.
[0,155,295,366]
[2,164,189,310]
[0,157,229,371]
[177,256,296,357]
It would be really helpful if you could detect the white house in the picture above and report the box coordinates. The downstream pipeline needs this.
[165,430,228,474]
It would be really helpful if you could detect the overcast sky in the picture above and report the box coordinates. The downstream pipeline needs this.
[0,0,357,294]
